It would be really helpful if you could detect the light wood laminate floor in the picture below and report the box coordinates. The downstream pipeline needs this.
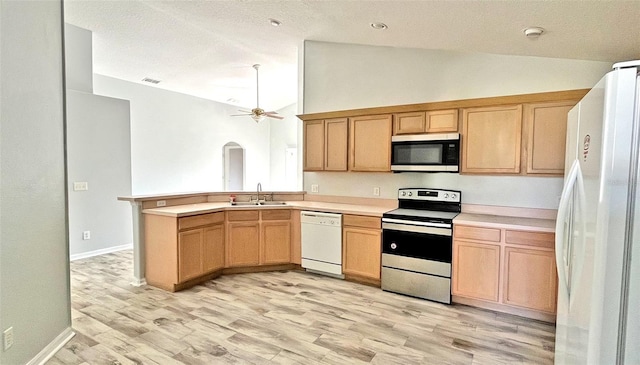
[47,250,555,364]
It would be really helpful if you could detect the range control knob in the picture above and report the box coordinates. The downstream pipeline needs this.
[401,191,406,196]
[444,193,449,198]
[451,193,457,200]
[390,243,397,250]
[408,192,413,196]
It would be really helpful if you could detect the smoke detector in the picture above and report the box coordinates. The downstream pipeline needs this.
[523,27,545,38]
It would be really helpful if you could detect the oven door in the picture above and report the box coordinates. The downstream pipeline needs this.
[381,222,452,263]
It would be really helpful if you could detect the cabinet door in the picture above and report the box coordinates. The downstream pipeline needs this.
[461,105,522,174]
[202,224,224,273]
[452,240,500,302]
[342,227,381,279]
[426,109,458,133]
[227,222,260,267]
[524,101,574,175]
[393,112,425,135]
[349,115,392,172]
[324,118,348,171]
[304,120,325,171]
[262,221,291,264]
[178,229,203,283]
[503,247,557,313]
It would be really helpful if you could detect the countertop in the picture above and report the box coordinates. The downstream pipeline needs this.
[454,212,556,233]
[143,200,392,218]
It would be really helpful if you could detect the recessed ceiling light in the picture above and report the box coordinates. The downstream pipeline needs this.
[227,98,238,103]
[269,18,281,27]
[523,27,545,38]
[370,22,388,30]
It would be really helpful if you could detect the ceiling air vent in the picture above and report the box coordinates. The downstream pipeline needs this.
[141,77,161,84]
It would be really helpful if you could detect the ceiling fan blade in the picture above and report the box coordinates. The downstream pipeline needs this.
[265,114,284,120]
[230,113,252,117]
[237,109,252,113]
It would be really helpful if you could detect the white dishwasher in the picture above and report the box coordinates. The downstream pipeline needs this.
[300,211,343,277]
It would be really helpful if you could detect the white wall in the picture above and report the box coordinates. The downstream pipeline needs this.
[67,90,133,258]
[64,23,92,93]
[0,1,71,364]
[302,41,613,209]
[269,103,299,190]
[94,75,279,195]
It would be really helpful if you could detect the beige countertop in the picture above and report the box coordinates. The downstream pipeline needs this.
[454,213,556,233]
[143,200,392,218]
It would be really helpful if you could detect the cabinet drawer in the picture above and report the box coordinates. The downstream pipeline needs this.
[227,210,259,222]
[505,230,554,249]
[343,215,381,229]
[454,225,501,242]
[178,212,224,231]
[261,209,291,221]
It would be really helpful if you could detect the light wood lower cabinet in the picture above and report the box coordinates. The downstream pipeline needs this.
[145,212,225,291]
[452,240,500,302]
[226,209,292,268]
[453,224,557,322]
[342,215,382,283]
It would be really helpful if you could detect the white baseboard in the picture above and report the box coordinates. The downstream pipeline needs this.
[27,327,75,365]
[131,277,147,287]
[70,243,133,261]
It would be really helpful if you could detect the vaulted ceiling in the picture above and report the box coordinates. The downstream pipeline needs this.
[64,0,640,111]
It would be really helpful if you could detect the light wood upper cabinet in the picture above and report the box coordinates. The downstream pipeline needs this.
[304,120,325,171]
[461,105,523,174]
[342,215,382,281]
[324,118,348,171]
[393,109,458,135]
[393,112,425,135]
[523,101,574,175]
[349,114,392,172]
[426,109,458,133]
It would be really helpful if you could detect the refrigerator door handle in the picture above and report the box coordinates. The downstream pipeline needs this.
[556,159,585,303]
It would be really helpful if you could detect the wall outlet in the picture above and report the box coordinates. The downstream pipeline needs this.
[311,184,319,193]
[373,187,380,196]
[73,182,88,191]
[82,231,91,240]
[3,327,13,351]
[156,200,167,207]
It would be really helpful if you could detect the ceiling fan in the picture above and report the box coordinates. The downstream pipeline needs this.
[231,64,283,122]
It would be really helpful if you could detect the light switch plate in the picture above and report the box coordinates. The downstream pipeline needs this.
[311,184,319,193]
[373,187,380,196]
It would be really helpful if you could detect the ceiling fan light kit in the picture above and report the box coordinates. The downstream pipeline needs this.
[231,64,283,123]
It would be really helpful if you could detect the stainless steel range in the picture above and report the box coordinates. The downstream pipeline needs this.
[381,188,461,304]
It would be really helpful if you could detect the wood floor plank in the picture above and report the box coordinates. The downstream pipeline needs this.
[47,250,555,364]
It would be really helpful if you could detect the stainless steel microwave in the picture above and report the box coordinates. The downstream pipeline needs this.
[391,133,460,172]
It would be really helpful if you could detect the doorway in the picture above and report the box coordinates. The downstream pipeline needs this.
[224,142,245,191]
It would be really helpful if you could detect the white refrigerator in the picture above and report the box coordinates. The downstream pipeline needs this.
[555,60,640,364]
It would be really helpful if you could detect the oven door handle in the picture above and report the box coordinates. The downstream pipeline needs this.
[382,218,451,228]
[382,222,452,236]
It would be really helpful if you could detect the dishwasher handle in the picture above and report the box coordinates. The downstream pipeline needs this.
[301,211,342,219]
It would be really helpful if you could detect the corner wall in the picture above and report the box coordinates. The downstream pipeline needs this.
[302,41,613,209]
[0,1,72,364]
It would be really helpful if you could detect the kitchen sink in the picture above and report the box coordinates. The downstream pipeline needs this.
[230,201,286,206]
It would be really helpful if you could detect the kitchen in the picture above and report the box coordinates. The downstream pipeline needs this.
[3,1,640,365]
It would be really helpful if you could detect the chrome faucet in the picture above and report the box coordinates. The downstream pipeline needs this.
[256,182,262,202]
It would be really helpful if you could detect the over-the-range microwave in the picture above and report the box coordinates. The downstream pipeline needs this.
[391,133,460,172]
